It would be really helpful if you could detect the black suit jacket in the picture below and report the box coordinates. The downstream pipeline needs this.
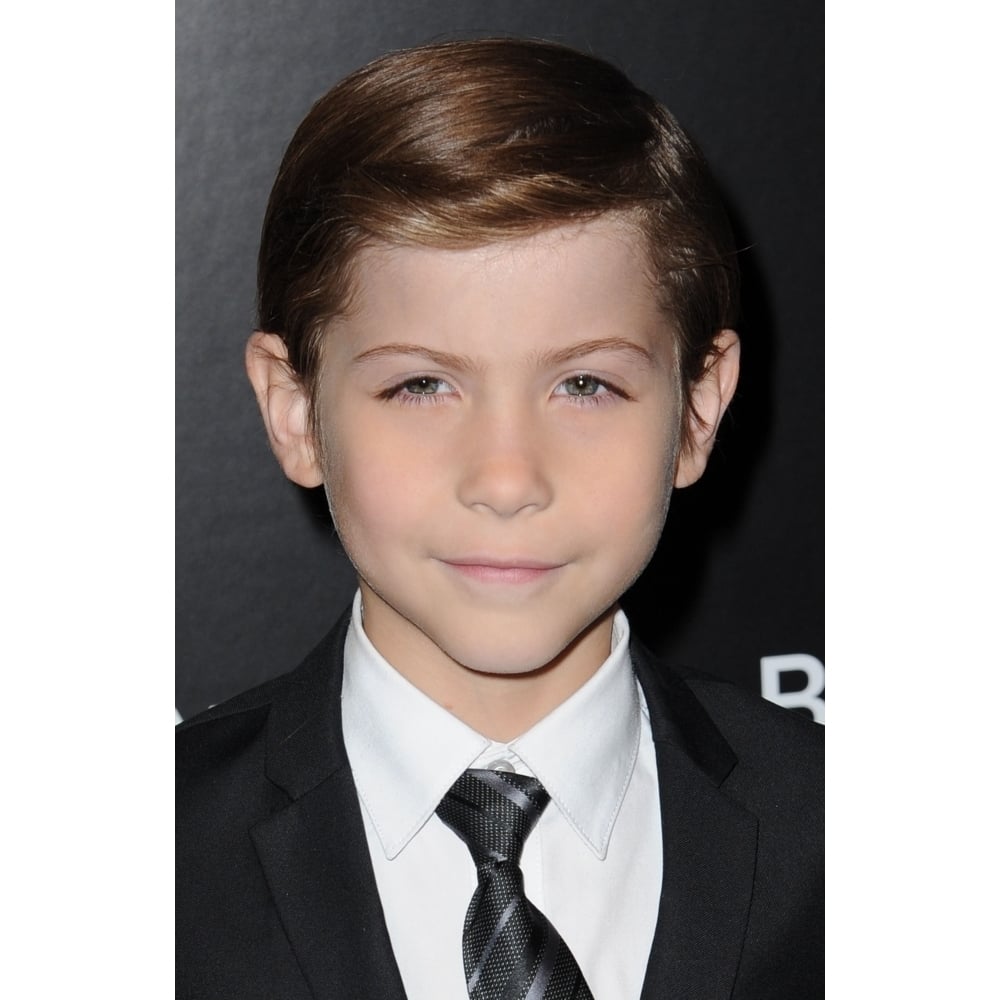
[177,613,823,999]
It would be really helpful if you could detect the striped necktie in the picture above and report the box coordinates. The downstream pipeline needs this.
[436,768,595,1000]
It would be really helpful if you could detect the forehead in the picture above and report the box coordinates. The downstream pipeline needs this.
[332,216,673,360]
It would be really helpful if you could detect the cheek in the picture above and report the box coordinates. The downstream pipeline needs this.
[612,471,673,555]
[324,450,387,540]
[319,421,432,554]
[591,420,676,519]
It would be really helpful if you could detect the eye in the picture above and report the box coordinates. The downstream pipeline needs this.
[561,374,605,397]
[378,375,457,405]
[401,377,447,395]
[554,374,630,404]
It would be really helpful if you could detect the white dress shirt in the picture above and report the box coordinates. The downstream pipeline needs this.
[341,591,662,999]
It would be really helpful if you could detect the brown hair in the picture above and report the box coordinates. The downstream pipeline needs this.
[256,37,739,446]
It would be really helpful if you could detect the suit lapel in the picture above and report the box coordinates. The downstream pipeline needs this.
[633,644,759,1000]
[251,616,408,1000]
[251,771,407,999]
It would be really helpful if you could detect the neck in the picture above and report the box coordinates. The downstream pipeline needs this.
[431,620,615,741]
[359,590,616,741]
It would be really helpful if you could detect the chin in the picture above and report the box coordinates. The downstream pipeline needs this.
[437,622,597,678]
[444,640,557,676]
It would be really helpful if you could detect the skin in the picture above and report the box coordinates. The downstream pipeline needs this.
[248,216,739,740]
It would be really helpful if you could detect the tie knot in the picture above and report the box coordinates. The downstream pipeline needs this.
[437,769,550,866]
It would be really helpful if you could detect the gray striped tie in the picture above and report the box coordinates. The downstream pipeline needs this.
[436,769,595,1000]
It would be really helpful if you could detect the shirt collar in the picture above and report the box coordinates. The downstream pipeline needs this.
[507,613,640,859]
[341,591,640,861]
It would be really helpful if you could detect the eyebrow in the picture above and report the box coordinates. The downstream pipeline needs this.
[351,337,656,370]
[534,337,657,368]
[351,344,480,371]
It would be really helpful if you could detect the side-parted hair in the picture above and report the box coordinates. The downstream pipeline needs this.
[256,37,740,445]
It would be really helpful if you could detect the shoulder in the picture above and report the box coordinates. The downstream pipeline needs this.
[674,662,823,767]
[677,663,822,831]
[637,652,824,992]
[175,671,297,854]
[176,672,288,776]
[175,624,351,999]
[176,613,350,809]
[178,613,349,754]
[633,644,823,840]
[633,640,823,769]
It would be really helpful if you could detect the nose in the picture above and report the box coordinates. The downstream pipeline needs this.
[455,404,554,518]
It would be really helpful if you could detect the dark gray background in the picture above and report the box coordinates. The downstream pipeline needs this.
[176,0,823,719]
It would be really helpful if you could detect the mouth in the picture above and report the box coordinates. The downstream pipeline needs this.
[441,557,563,585]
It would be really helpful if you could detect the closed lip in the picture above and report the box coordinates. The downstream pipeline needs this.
[441,557,564,584]
[443,557,562,570]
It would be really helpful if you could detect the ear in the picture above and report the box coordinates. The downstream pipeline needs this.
[674,329,741,488]
[244,332,324,488]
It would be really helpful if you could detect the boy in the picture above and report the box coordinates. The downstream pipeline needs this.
[176,38,823,1000]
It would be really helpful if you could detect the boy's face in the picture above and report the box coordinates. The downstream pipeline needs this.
[251,217,735,689]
